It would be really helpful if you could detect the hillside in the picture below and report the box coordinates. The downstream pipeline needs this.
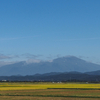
[0,56,100,76]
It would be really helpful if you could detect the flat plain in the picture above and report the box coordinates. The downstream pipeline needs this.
[0,82,100,100]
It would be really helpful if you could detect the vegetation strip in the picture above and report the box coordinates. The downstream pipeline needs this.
[47,88,100,90]
[0,94,100,98]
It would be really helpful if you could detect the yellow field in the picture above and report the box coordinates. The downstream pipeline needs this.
[0,82,100,99]
[0,82,100,90]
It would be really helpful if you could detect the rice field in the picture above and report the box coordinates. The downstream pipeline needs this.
[0,82,100,90]
[0,82,100,100]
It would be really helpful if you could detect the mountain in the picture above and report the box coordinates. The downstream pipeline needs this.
[85,70,100,75]
[0,72,100,82]
[0,56,100,76]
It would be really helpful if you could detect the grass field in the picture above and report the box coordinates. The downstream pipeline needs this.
[0,82,100,100]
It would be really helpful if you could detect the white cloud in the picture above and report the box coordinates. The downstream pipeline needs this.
[22,53,43,59]
[0,61,14,67]
[26,59,41,64]
[0,54,12,59]
[0,54,19,60]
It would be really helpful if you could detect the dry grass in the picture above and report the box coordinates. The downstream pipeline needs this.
[0,96,100,100]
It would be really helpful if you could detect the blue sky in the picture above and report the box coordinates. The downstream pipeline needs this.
[0,0,100,64]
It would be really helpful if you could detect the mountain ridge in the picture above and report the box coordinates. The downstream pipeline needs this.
[0,56,100,76]
[0,71,100,82]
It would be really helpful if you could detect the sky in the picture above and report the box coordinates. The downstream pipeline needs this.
[0,0,100,65]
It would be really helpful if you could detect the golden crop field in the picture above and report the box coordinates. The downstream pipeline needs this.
[0,82,100,90]
[0,82,100,100]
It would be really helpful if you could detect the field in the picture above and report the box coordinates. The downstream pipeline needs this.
[0,82,100,100]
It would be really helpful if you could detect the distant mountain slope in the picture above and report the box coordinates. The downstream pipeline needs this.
[0,56,100,76]
[85,70,100,75]
[0,72,100,82]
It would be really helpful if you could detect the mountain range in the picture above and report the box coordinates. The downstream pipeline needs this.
[1,71,100,82]
[0,56,100,76]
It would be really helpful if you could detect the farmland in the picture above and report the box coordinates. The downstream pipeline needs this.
[0,82,100,100]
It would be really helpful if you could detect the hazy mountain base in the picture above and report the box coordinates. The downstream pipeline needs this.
[0,71,100,82]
